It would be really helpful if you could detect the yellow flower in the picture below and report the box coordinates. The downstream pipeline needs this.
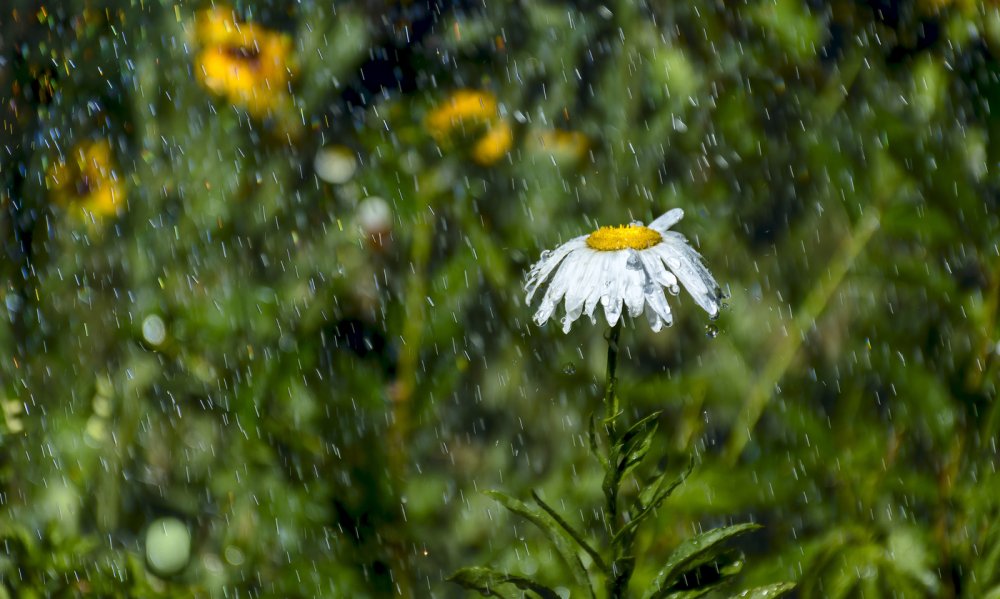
[194,7,293,117]
[427,89,512,164]
[917,0,978,14]
[45,140,124,218]
[425,89,498,136]
[532,129,590,164]
[472,121,513,165]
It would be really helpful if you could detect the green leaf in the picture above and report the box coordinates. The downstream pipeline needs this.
[448,566,561,599]
[615,459,694,547]
[663,580,728,599]
[642,523,762,599]
[730,582,797,599]
[637,457,694,513]
[531,491,606,572]
[588,412,606,469]
[614,411,661,480]
[610,555,637,597]
[486,490,596,598]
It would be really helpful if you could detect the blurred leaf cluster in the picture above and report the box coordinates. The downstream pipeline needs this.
[2,0,999,597]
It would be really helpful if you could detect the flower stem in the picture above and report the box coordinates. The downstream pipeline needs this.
[604,321,622,438]
[603,320,624,598]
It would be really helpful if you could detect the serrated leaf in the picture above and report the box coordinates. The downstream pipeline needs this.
[730,582,796,599]
[486,490,596,598]
[642,523,762,599]
[448,566,561,599]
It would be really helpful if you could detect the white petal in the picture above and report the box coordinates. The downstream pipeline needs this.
[534,246,590,327]
[646,309,664,333]
[601,252,631,326]
[524,236,587,303]
[643,286,673,328]
[583,253,613,323]
[656,232,721,316]
[648,208,684,233]
[638,250,679,289]
[562,303,584,333]
[623,252,646,318]
[533,298,558,326]
[562,249,600,319]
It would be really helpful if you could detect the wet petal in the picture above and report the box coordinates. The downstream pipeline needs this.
[601,252,631,326]
[584,253,615,323]
[525,236,587,303]
[656,232,721,316]
[638,250,679,289]
[648,208,684,233]
[643,286,673,328]
[623,252,646,317]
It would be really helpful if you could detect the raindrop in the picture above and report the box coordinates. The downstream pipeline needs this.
[4,293,22,314]
[224,545,245,566]
[314,145,358,184]
[562,362,577,375]
[142,314,167,346]
[358,196,392,238]
[145,517,191,576]
[705,324,719,338]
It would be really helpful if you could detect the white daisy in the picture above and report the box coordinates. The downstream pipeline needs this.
[525,208,721,333]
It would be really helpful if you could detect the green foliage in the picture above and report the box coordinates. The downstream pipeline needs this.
[482,491,595,597]
[449,567,562,599]
[3,0,1000,596]
[643,524,760,599]
[453,327,789,598]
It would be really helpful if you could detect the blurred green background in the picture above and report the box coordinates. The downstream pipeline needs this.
[2,0,1000,596]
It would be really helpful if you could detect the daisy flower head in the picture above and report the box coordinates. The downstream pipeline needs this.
[525,209,721,333]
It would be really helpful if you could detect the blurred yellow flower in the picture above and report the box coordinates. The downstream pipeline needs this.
[45,140,124,218]
[425,89,498,136]
[427,89,511,164]
[194,7,293,117]
[533,129,590,164]
[472,121,513,165]
[917,0,977,14]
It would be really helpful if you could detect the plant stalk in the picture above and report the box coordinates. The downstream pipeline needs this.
[603,320,625,598]
[605,321,622,438]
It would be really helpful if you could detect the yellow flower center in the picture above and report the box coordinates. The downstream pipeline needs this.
[586,224,662,251]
